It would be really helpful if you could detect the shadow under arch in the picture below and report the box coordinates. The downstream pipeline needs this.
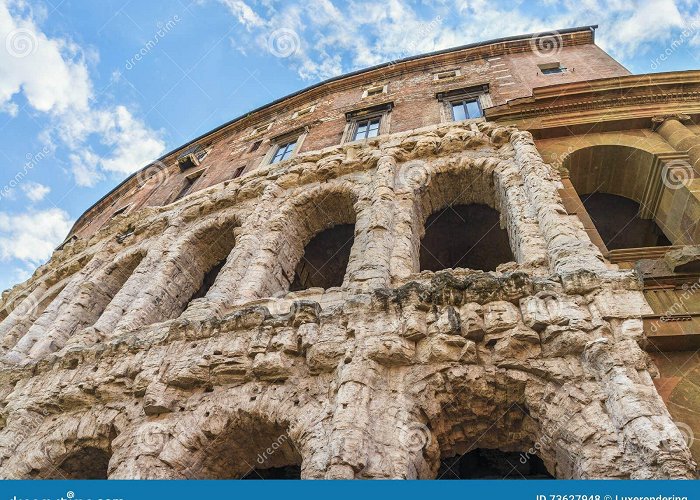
[266,185,360,295]
[563,145,675,247]
[414,159,515,272]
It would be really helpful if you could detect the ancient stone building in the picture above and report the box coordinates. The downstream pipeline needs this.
[1,25,699,479]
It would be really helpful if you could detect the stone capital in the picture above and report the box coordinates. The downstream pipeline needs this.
[651,113,692,130]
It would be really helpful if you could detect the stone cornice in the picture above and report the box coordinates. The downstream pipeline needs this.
[486,70,700,126]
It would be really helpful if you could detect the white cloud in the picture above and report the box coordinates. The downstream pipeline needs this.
[0,0,166,186]
[219,0,700,80]
[0,208,73,265]
[20,181,49,202]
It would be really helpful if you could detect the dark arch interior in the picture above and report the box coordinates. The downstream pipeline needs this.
[437,448,553,479]
[32,446,110,479]
[242,465,301,479]
[290,224,354,291]
[581,193,671,250]
[420,204,514,272]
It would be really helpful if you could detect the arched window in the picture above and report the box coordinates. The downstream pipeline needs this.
[290,223,354,291]
[579,193,671,250]
[563,145,675,251]
[275,189,358,294]
[420,204,514,272]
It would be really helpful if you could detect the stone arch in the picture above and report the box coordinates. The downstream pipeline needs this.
[111,212,242,333]
[111,405,313,479]
[1,409,119,479]
[4,247,147,362]
[412,159,516,273]
[265,185,361,295]
[563,145,676,247]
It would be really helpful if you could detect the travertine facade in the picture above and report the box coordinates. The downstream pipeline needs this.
[1,26,699,479]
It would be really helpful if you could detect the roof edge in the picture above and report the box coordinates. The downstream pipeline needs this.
[66,24,598,239]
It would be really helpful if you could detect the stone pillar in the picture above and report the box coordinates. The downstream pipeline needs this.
[654,114,700,173]
[584,337,696,478]
[510,131,607,277]
[348,154,396,290]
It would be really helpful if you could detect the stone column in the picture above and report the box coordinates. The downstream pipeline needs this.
[510,131,607,278]
[654,114,700,173]
[584,336,696,478]
[348,154,396,290]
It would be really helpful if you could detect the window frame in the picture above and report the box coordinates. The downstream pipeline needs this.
[263,127,308,166]
[436,85,491,124]
[449,98,483,121]
[539,62,567,75]
[342,102,393,144]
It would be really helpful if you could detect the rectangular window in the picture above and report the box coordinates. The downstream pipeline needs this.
[353,117,381,141]
[233,166,246,179]
[450,99,482,121]
[539,63,567,75]
[249,140,262,152]
[271,139,297,164]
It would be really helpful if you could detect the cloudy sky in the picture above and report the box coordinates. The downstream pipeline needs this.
[0,0,698,292]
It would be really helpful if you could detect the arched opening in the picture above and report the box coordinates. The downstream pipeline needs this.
[273,189,358,295]
[179,220,238,310]
[437,449,553,479]
[34,446,110,479]
[181,416,302,479]
[88,250,146,329]
[564,145,674,249]
[420,204,513,272]
[580,193,671,250]
[290,223,354,291]
[242,465,301,479]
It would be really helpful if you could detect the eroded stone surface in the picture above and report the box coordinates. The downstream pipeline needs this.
[0,121,694,479]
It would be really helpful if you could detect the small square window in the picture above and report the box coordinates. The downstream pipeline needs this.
[353,117,381,141]
[294,105,314,118]
[363,85,387,98]
[112,206,129,218]
[434,69,460,80]
[539,62,567,75]
[233,166,246,179]
[450,99,482,121]
[271,139,298,164]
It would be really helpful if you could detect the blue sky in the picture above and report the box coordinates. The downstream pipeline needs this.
[0,0,699,292]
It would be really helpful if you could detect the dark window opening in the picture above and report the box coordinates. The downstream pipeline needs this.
[540,63,567,75]
[242,465,301,479]
[233,166,246,179]
[438,449,553,479]
[111,206,129,218]
[250,140,262,152]
[271,139,298,164]
[420,204,513,272]
[290,224,354,291]
[581,193,671,250]
[450,99,482,121]
[366,86,384,96]
[174,178,196,202]
[188,258,227,302]
[353,117,381,140]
